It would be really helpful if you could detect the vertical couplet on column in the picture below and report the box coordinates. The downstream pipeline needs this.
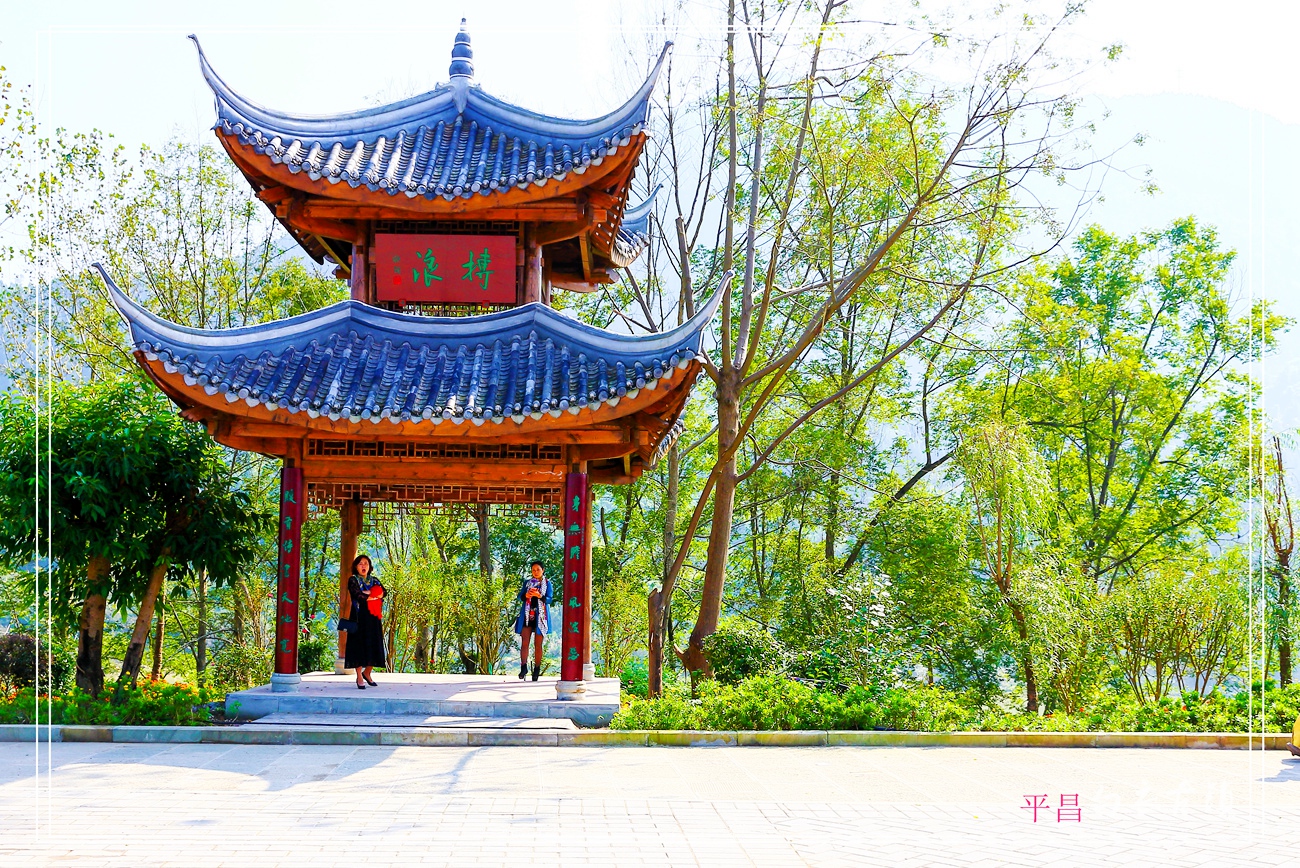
[559,471,590,683]
[581,474,594,679]
[274,465,305,676]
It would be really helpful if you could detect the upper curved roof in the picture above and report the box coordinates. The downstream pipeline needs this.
[194,26,672,203]
[97,264,719,426]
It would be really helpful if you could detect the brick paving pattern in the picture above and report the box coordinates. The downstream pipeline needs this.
[1,743,1296,866]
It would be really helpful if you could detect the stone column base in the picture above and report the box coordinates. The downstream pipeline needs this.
[334,657,348,675]
[270,672,302,693]
[555,679,587,701]
[582,663,596,681]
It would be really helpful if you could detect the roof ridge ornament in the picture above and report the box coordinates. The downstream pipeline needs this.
[448,18,474,114]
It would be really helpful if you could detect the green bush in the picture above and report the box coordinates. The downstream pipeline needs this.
[209,642,272,692]
[697,674,821,730]
[0,632,74,694]
[620,659,649,699]
[609,675,1300,733]
[613,694,702,730]
[0,681,213,726]
[298,635,334,674]
[701,620,785,685]
[817,684,974,732]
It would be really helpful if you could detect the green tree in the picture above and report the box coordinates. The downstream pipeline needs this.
[0,379,269,696]
[954,420,1052,713]
[651,0,1094,688]
[1261,434,1295,686]
[974,220,1281,588]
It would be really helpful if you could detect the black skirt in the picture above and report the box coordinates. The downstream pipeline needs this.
[345,608,386,669]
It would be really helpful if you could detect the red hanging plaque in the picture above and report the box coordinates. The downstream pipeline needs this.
[373,233,517,304]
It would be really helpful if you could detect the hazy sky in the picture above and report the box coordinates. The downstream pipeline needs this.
[4,0,1296,422]
[5,1,1297,136]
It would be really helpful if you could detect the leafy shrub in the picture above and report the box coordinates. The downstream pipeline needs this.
[817,684,974,732]
[209,642,272,692]
[697,674,820,730]
[0,632,74,693]
[620,658,649,699]
[298,635,334,674]
[612,694,702,730]
[610,675,1300,733]
[0,682,213,726]
[701,620,785,685]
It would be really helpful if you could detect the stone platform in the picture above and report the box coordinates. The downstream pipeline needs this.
[225,673,620,727]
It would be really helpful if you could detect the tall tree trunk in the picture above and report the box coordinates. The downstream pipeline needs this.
[1278,555,1292,687]
[76,556,110,697]
[475,504,491,578]
[649,445,680,698]
[151,600,166,682]
[232,580,245,645]
[118,554,169,688]
[684,378,740,680]
[415,620,430,671]
[196,569,208,683]
[647,588,663,697]
[457,641,478,675]
[825,490,838,562]
[1008,600,1038,713]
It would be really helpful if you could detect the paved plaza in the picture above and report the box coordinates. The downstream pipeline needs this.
[1,742,1297,866]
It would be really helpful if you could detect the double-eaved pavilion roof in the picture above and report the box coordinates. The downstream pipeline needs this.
[96,264,718,484]
[194,22,669,276]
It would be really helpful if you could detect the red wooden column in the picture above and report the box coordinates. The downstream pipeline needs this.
[271,465,304,692]
[581,479,595,682]
[335,498,362,673]
[557,471,590,699]
[349,222,370,302]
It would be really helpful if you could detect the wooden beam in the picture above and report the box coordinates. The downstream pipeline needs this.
[573,443,638,462]
[274,213,358,244]
[256,185,293,204]
[587,190,619,211]
[535,217,592,247]
[212,432,293,456]
[551,269,616,292]
[579,232,593,282]
[524,232,543,303]
[589,467,639,485]
[301,459,565,485]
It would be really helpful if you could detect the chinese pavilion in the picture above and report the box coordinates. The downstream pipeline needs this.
[98,21,717,700]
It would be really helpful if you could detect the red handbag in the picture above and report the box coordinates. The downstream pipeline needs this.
[366,584,385,618]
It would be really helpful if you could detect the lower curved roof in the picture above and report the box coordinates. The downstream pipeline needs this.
[96,264,718,428]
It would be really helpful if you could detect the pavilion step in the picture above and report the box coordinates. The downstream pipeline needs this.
[225,674,621,728]
[242,712,577,731]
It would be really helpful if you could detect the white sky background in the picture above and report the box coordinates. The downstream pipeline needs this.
[2,0,1297,425]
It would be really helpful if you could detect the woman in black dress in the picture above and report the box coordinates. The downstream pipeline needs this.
[345,555,386,688]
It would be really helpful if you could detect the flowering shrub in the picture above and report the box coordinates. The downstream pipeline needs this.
[0,681,214,726]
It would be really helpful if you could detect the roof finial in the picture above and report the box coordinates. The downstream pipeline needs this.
[449,18,474,113]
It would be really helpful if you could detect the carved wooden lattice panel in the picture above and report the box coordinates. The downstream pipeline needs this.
[306,481,562,510]
[307,440,562,462]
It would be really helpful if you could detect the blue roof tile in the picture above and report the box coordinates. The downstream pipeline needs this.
[191,26,671,204]
[95,264,719,429]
